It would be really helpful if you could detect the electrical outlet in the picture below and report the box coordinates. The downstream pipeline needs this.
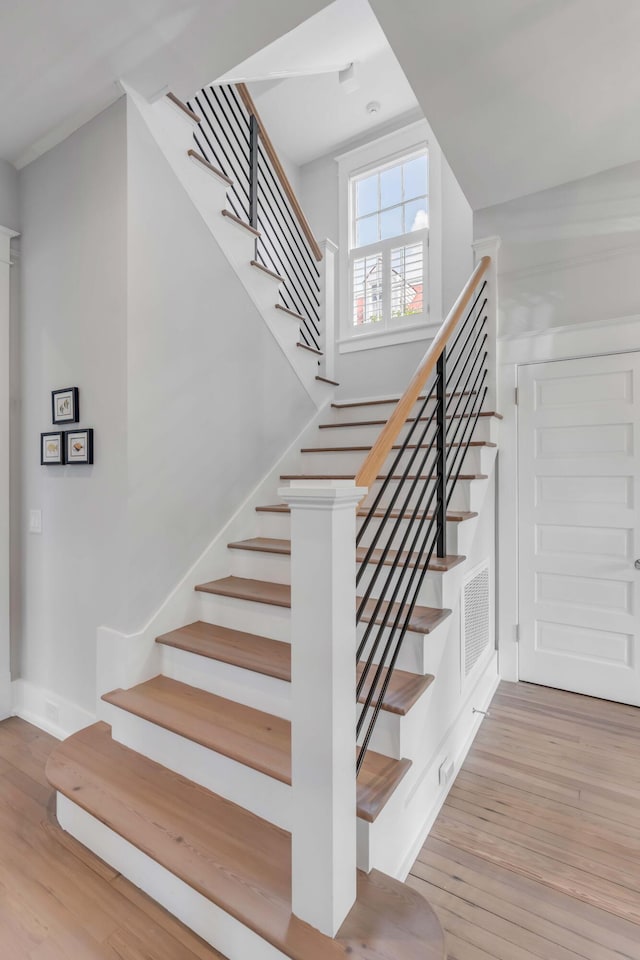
[438,758,455,787]
[29,509,42,534]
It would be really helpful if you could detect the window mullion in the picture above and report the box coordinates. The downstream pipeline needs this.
[382,245,392,329]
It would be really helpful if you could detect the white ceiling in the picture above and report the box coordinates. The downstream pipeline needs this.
[219,0,420,167]
[370,0,640,209]
[0,0,330,168]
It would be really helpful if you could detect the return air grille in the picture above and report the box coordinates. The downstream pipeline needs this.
[462,562,491,677]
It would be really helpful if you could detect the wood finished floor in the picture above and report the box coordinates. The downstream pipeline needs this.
[0,716,224,959]
[409,680,640,960]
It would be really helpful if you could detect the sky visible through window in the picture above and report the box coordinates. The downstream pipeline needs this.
[354,153,428,248]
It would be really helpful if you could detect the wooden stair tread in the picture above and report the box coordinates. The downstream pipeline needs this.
[102,675,291,784]
[332,392,477,409]
[47,724,445,960]
[187,149,233,185]
[221,209,261,236]
[275,304,306,322]
[300,441,496,452]
[316,375,340,386]
[357,663,434,717]
[296,342,323,356]
[157,622,432,716]
[256,503,478,523]
[250,260,285,282]
[156,620,290,681]
[195,577,450,635]
[320,411,502,429]
[166,92,201,123]
[280,473,487,482]
[228,537,465,572]
[101,676,414,819]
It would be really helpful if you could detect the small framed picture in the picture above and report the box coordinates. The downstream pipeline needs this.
[66,429,94,465]
[52,387,79,425]
[41,431,65,465]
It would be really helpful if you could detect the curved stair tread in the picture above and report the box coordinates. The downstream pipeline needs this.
[195,576,451,635]
[228,537,465,572]
[155,622,433,716]
[46,724,446,960]
[255,503,478,523]
[101,676,414,819]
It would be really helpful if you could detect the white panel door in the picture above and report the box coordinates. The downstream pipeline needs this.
[518,352,640,703]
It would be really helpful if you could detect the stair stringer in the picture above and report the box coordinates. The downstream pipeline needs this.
[356,450,500,878]
[124,81,331,409]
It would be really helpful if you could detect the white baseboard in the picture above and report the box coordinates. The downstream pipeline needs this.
[12,679,95,740]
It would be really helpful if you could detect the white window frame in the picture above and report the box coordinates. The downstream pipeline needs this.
[337,120,442,354]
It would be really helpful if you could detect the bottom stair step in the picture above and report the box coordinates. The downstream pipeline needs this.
[102,675,412,822]
[47,723,446,960]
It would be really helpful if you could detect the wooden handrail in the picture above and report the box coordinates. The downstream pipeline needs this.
[236,83,323,262]
[355,257,492,488]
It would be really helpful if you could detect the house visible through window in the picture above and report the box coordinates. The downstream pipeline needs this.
[350,150,428,332]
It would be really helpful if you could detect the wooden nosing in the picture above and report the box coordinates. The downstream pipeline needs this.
[320,411,502,430]
[316,375,340,386]
[250,260,285,283]
[166,92,201,123]
[156,621,290,682]
[255,503,478,523]
[280,473,487,482]
[275,304,306,322]
[187,150,233,185]
[221,209,261,236]
[296,342,323,356]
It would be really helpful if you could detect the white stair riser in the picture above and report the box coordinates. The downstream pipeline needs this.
[104,701,292,830]
[196,591,292,642]
[317,417,498,446]
[447,477,488,513]
[57,793,288,960]
[160,644,291,719]
[359,476,481,513]
[257,510,476,556]
[358,617,449,678]
[229,549,291,585]
[358,516,476,558]
[297,445,490,476]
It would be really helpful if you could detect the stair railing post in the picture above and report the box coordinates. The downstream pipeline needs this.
[319,238,338,383]
[436,350,447,558]
[279,478,366,938]
[249,113,259,257]
[471,236,500,408]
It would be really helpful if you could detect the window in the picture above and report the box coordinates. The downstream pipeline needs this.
[349,150,428,333]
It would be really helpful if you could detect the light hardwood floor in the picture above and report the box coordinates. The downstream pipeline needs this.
[409,680,640,960]
[0,716,224,959]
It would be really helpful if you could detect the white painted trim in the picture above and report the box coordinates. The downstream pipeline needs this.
[397,658,500,880]
[0,230,15,720]
[12,679,96,740]
[337,321,437,354]
[497,313,640,681]
[57,795,287,960]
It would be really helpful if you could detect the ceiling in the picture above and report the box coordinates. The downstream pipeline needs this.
[370,0,640,209]
[0,0,330,168]
[218,0,420,167]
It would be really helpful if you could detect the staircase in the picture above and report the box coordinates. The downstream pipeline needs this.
[45,86,501,960]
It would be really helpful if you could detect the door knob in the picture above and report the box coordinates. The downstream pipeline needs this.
[635,559,640,570]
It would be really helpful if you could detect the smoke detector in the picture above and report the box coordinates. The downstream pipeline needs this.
[366,100,381,115]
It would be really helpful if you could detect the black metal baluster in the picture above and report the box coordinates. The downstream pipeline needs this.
[436,350,447,558]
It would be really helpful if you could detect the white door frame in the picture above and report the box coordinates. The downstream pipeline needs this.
[496,313,640,683]
[0,226,17,720]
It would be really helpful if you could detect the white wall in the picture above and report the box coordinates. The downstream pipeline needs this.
[124,100,315,631]
[475,159,640,337]
[299,114,472,399]
[17,100,128,715]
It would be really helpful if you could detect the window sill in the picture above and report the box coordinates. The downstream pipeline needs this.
[337,320,440,354]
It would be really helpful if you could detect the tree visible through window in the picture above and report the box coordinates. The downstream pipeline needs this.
[350,151,428,330]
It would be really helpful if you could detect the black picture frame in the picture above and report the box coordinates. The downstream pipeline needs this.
[66,428,94,465]
[41,431,65,465]
[52,387,80,425]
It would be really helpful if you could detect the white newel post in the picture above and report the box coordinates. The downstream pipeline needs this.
[279,479,366,937]
[319,239,338,383]
[471,236,500,409]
